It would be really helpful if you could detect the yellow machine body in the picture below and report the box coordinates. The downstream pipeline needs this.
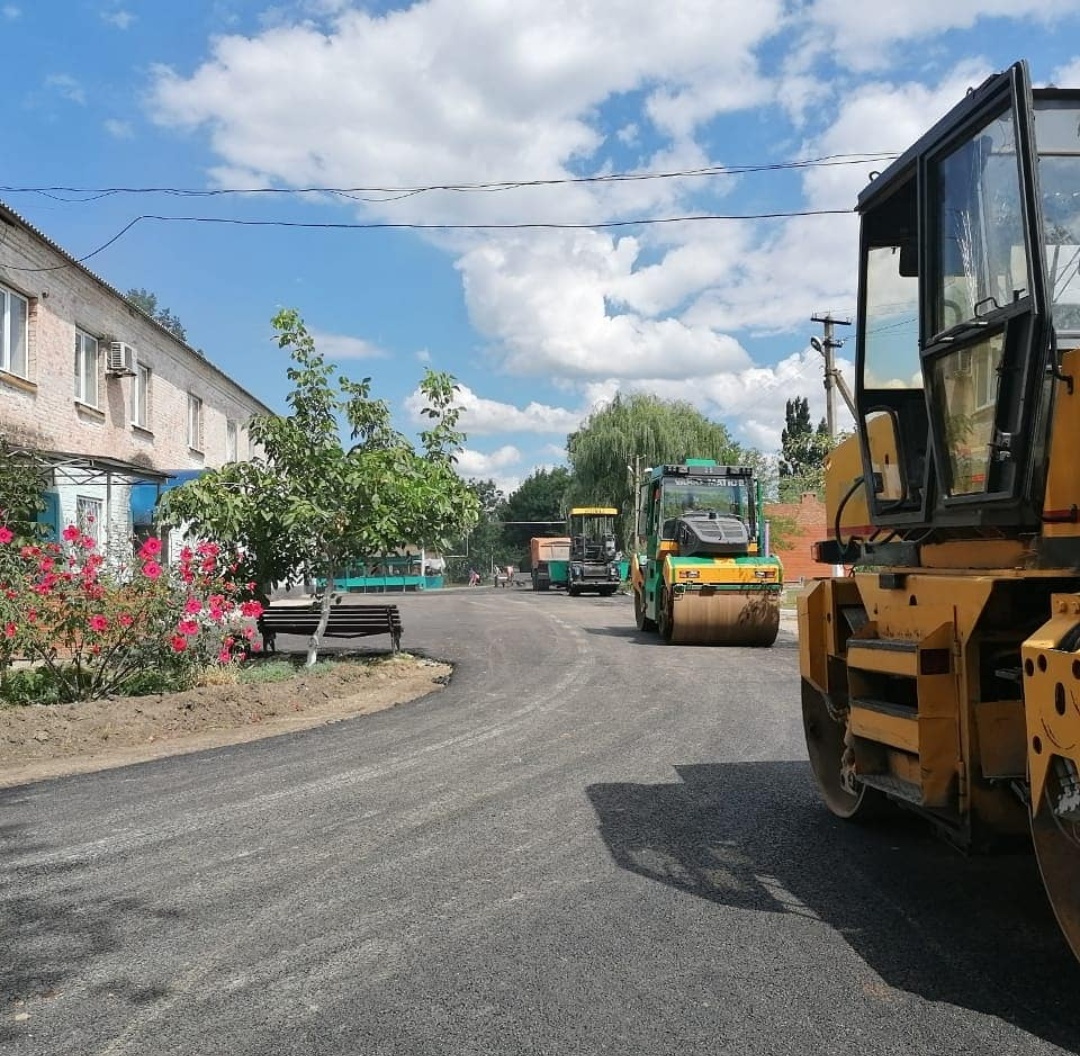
[796,61,1080,962]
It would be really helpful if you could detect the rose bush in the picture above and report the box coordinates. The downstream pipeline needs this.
[0,527,263,704]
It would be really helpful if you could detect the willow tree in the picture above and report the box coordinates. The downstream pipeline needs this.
[162,308,479,666]
[566,392,748,549]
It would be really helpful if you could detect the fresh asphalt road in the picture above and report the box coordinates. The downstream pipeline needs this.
[3,588,1080,1055]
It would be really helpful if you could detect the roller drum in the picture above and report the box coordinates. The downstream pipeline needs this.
[667,589,780,646]
[1032,781,1080,962]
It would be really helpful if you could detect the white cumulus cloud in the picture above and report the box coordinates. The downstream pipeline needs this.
[104,118,134,139]
[455,445,522,478]
[309,329,385,360]
[45,74,86,105]
[407,383,583,436]
[101,8,135,29]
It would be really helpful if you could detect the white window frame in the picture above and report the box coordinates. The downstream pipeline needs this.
[74,329,99,407]
[187,393,203,451]
[76,496,103,545]
[226,419,238,462]
[131,362,151,429]
[1,284,29,379]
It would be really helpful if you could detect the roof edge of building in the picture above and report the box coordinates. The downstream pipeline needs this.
[0,200,276,418]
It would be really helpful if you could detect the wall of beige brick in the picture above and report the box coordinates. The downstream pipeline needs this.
[0,208,269,473]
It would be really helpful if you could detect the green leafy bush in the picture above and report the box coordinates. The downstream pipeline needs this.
[0,527,264,704]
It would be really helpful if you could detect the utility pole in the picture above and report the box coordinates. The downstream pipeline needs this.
[811,313,852,440]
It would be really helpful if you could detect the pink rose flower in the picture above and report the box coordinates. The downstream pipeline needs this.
[170,635,188,653]
[0,527,13,545]
[177,618,200,636]
[62,525,81,542]
[141,535,164,561]
[142,561,163,580]
[88,615,109,632]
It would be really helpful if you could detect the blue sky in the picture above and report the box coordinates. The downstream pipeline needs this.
[4,1,1080,494]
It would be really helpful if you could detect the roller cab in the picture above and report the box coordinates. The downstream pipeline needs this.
[798,59,1080,960]
[566,507,622,596]
[631,460,782,646]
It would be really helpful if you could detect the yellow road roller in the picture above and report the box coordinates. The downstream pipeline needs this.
[632,460,782,646]
[799,59,1080,960]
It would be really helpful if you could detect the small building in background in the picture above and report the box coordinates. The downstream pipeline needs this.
[324,551,446,593]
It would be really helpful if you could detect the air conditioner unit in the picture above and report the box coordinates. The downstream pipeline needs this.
[107,341,136,377]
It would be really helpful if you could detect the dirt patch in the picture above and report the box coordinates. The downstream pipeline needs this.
[0,652,452,788]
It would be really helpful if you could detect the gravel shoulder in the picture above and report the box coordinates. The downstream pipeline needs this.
[0,652,451,788]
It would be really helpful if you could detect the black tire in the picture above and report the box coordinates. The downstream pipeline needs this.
[635,588,657,632]
[801,677,889,821]
[657,586,675,643]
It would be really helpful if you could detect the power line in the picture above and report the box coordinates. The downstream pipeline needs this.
[0,152,899,203]
[0,208,854,273]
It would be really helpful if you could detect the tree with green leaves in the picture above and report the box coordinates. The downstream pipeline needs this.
[500,467,572,563]
[778,396,833,499]
[0,439,47,542]
[444,478,516,582]
[566,393,747,549]
[161,308,479,665]
[126,288,188,342]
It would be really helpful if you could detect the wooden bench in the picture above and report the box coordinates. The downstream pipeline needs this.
[258,602,403,653]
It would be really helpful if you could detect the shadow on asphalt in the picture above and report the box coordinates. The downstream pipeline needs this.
[586,760,1080,1049]
[583,625,800,651]
[583,626,668,645]
[0,817,186,1044]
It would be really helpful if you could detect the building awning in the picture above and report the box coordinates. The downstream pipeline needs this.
[32,449,175,486]
[7,446,180,552]
[131,469,206,526]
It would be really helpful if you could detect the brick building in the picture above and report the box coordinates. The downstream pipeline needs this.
[0,200,271,559]
[764,492,828,585]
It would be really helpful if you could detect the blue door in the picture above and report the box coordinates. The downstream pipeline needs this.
[36,491,60,542]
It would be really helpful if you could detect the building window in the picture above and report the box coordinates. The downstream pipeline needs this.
[76,496,102,545]
[131,362,151,429]
[1,284,28,378]
[187,394,203,451]
[226,419,238,462]
[74,330,99,406]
